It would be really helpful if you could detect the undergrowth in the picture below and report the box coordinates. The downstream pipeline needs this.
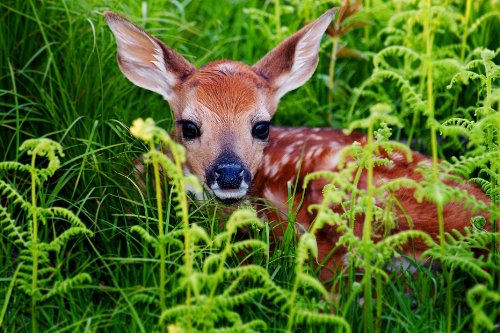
[1,0,499,332]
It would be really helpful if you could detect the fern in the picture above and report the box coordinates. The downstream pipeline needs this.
[467,284,500,332]
[285,232,349,333]
[0,138,93,332]
[423,227,499,285]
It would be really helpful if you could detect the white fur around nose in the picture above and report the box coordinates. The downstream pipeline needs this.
[210,181,249,200]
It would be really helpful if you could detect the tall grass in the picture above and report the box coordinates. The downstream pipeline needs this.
[1,0,499,332]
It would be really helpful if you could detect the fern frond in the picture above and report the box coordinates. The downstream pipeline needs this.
[373,46,421,70]
[131,292,160,306]
[41,273,92,301]
[378,178,420,194]
[223,265,273,286]
[48,227,93,252]
[296,273,328,298]
[469,178,491,195]
[442,153,492,177]
[0,179,33,211]
[186,223,210,245]
[226,209,264,233]
[375,230,435,259]
[131,225,159,246]
[0,161,35,175]
[214,319,267,333]
[379,142,413,161]
[440,118,475,138]
[466,284,500,331]
[303,171,338,190]
[430,5,460,33]
[424,247,492,284]
[296,233,318,263]
[370,70,426,113]
[467,12,500,35]
[0,204,27,245]
[432,59,463,87]
[213,288,267,308]
[445,185,490,213]
[19,138,64,180]
[44,207,87,228]
[294,310,351,333]
[159,304,201,325]
[230,240,267,254]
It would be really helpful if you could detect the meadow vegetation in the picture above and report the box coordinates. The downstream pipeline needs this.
[1,0,499,332]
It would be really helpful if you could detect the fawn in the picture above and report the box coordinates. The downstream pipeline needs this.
[105,9,489,275]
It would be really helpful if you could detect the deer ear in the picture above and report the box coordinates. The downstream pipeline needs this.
[104,11,195,101]
[252,8,337,100]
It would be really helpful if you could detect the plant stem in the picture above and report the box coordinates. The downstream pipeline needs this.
[496,116,500,293]
[30,153,38,333]
[174,146,193,332]
[274,0,281,40]
[206,224,235,320]
[328,37,339,106]
[151,142,166,325]
[362,122,375,333]
[347,163,364,322]
[7,60,19,161]
[460,0,472,61]
[375,274,382,333]
[364,0,371,44]
[451,0,472,125]
[424,1,451,331]
[423,0,444,253]
[286,258,302,333]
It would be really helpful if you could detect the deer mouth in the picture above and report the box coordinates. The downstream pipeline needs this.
[209,181,249,204]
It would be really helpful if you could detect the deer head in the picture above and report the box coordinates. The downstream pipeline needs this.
[105,9,337,203]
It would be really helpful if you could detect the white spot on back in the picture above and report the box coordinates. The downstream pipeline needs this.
[263,187,286,211]
[281,153,291,165]
[323,150,342,169]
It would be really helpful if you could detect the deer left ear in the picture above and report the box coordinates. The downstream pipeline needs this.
[252,8,337,101]
[104,11,195,101]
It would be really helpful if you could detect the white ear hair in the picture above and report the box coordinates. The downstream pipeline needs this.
[253,8,337,101]
[104,12,194,101]
[283,11,334,95]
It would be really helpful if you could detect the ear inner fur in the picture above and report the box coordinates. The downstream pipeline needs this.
[252,8,337,99]
[104,11,195,100]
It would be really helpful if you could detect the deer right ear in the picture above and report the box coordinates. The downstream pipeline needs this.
[104,12,195,101]
[252,8,337,101]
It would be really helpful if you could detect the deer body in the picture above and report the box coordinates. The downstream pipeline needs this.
[105,9,489,272]
[254,127,488,269]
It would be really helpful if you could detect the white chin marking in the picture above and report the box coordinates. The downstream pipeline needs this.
[210,181,249,201]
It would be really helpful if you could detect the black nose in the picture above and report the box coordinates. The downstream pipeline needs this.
[216,164,244,189]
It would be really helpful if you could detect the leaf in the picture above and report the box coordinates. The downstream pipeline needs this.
[336,47,367,60]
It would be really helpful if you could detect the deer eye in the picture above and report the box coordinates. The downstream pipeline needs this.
[252,122,270,140]
[181,121,200,140]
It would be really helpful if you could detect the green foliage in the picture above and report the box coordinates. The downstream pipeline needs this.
[467,284,500,332]
[303,104,436,332]
[424,227,500,285]
[286,232,350,333]
[1,0,500,332]
[0,138,93,331]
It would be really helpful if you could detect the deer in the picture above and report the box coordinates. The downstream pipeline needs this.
[104,8,490,278]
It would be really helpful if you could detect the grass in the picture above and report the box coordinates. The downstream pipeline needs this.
[1,0,500,332]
